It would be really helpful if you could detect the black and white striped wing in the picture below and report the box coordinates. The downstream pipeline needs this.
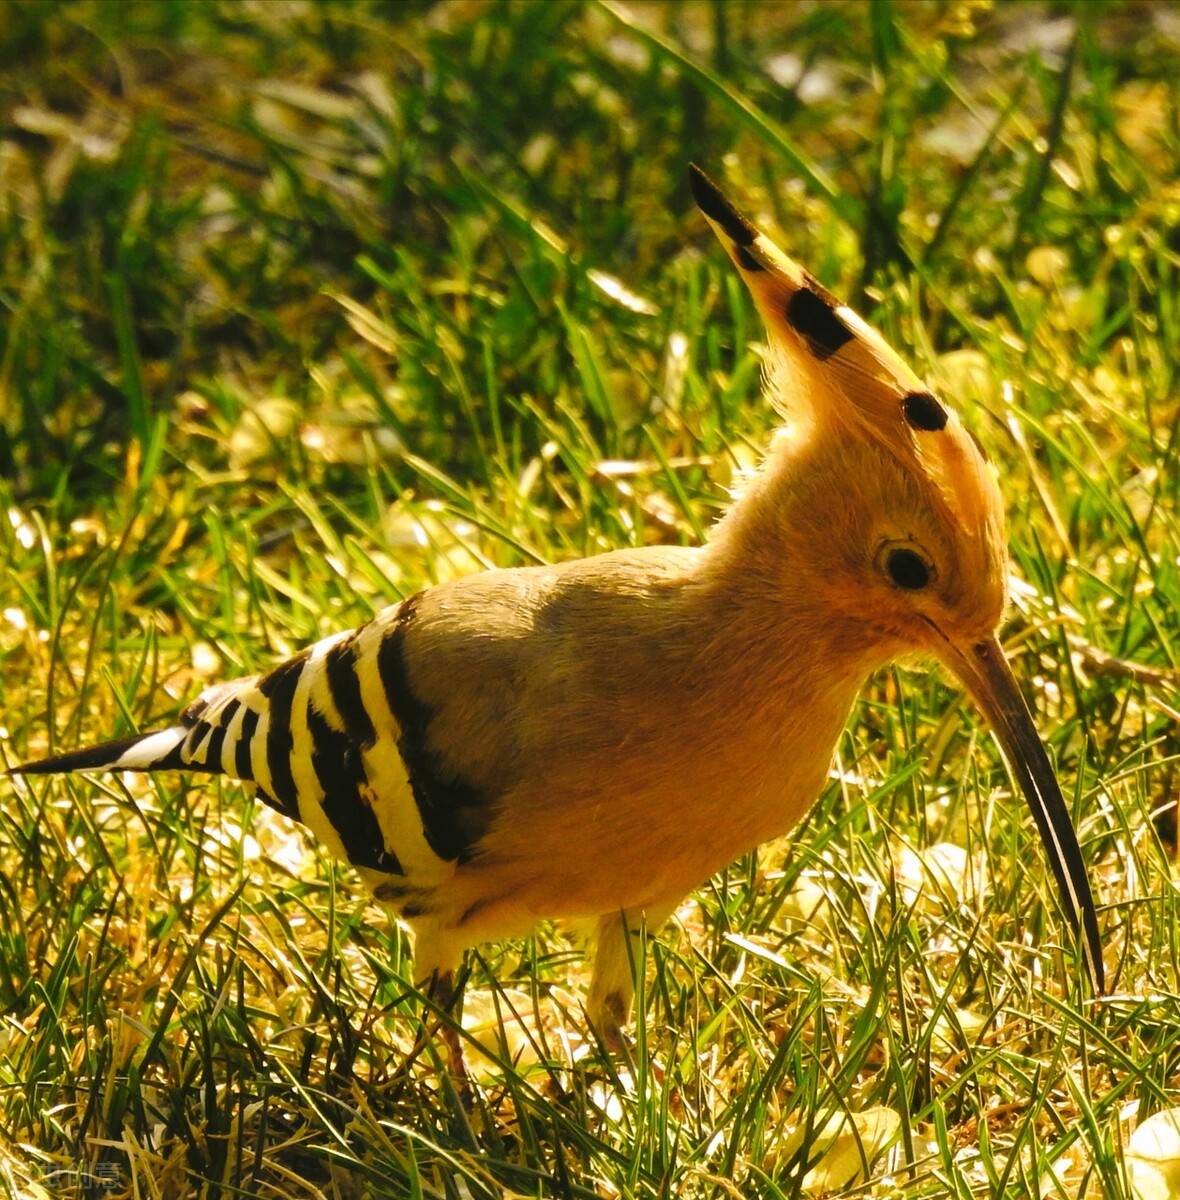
[189,602,459,889]
[13,596,464,902]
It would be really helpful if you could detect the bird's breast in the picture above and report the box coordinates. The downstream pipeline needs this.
[464,651,863,920]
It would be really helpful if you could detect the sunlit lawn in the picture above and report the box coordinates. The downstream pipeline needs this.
[0,2,1177,1196]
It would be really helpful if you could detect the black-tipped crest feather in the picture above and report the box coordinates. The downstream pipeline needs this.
[687,164,759,246]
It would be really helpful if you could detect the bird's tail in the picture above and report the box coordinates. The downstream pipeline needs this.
[7,720,230,777]
[8,678,254,781]
[9,726,194,777]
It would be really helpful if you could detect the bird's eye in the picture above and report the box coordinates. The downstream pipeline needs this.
[885,547,932,590]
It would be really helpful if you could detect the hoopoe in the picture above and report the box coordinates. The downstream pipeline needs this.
[10,166,1104,1060]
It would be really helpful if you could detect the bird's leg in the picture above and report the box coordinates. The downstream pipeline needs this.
[424,967,471,1101]
[392,923,472,1101]
[394,966,472,1103]
[586,904,675,1054]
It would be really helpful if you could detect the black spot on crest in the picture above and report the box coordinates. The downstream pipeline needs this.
[902,391,948,432]
[734,243,765,272]
[802,271,844,311]
[786,287,853,360]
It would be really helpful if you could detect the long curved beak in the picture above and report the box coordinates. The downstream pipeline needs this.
[936,635,1104,993]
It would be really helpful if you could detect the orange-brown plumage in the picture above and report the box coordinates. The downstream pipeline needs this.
[11,166,1104,1056]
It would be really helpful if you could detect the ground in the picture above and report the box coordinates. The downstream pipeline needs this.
[0,1,1177,1197]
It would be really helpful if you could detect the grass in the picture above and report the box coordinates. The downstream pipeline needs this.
[0,0,1177,1196]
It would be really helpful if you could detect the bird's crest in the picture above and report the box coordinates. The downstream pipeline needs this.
[688,163,1000,546]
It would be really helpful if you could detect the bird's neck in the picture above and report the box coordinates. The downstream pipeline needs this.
[627,443,889,829]
[696,429,894,691]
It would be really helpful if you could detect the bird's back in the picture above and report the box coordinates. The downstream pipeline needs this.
[15,544,731,922]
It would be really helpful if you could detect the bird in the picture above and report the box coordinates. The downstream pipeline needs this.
[9,164,1105,1067]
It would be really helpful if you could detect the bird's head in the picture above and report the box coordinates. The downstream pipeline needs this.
[690,163,1103,992]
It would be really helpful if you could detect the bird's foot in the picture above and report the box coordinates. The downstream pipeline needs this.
[589,989,632,1056]
[392,970,474,1110]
